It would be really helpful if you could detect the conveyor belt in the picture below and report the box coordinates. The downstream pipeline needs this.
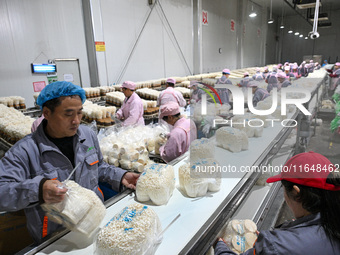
[18,71,328,255]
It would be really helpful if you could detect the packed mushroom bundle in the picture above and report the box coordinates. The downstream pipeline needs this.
[95,203,162,255]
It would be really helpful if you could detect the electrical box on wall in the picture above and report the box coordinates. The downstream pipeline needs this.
[31,63,57,74]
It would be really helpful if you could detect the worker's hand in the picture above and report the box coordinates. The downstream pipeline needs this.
[122,172,140,190]
[202,124,211,136]
[43,180,68,204]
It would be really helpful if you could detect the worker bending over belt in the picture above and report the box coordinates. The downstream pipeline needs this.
[159,102,197,163]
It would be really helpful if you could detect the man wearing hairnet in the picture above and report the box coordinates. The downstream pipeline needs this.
[0,81,139,243]
[159,102,197,163]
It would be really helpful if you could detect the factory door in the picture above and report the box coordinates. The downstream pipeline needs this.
[55,58,83,87]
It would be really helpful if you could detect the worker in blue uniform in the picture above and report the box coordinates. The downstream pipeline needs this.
[215,151,340,255]
[0,81,139,243]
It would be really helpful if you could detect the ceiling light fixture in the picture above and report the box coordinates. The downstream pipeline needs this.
[299,34,303,38]
[249,2,257,18]
[280,0,284,28]
[295,32,300,35]
[288,29,293,34]
[268,0,274,24]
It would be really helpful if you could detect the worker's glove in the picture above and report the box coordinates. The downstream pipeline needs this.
[202,123,211,136]
[326,69,332,73]
[330,74,337,78]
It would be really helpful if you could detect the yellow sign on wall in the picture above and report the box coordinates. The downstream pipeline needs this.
[95,41,106,51]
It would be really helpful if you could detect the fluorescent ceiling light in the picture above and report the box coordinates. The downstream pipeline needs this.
[299,34,303,37]
[295,32,300,35]
[249,12,257,17]
[288,30,293,33]
[268,19,274,24]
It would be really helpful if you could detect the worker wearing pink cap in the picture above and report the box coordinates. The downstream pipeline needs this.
[276,72,291,89]
[159,102,197,163]
[216,68,233,104]
[291,64,301,79]
[329,62,340,91]
[252,68,265,81]
[157,78,186,108]
[239,72,252,93]
[262,66,270,78]
[215,151,340,255]
[265,66,279,93]
[115,81,144,126]
[284,65,295,80]
[248,81,269,107]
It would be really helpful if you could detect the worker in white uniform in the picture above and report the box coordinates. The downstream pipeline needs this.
[248,81,270,107]
[216,68,233,104]
[157,78,186,107]
[159,102,197,163]
[239,72,253,94]
[115,81,145,126]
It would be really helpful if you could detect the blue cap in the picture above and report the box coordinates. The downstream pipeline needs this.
[37,81,86,109]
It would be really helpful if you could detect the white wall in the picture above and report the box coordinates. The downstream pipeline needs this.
[98,0,193,85]
[0,0,90,108]
[2,1,339,108]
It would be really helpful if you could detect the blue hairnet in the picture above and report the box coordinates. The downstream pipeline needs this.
[36,81,86,109]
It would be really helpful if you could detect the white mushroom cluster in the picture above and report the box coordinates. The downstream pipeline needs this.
[221,219,258,254]
[41,180,106,236]
[0,96,26,109]
[99,125,169,171]
[215,127,248,153]
[106,91,125,106]
[179,158,221,198]
[136,163,175,205]
[0,104,34,144]
[174,87,191,98]
[95,203,162,255]
[136,88,160,100]
[83,87,101,98]
[82,100,116,125]
[99,86,115,96]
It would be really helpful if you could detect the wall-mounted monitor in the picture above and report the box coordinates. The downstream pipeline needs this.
[31,63,57,74]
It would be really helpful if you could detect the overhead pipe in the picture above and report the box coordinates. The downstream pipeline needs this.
[283,0,313,26]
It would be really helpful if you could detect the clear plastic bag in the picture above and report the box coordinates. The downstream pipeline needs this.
[136,163,175,205]
[178,159,221,198]
[94,203,162,255]
[41,180,106,236]
[221,219,258,254]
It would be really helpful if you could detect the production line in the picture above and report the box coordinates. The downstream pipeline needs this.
[13,69,329,255]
